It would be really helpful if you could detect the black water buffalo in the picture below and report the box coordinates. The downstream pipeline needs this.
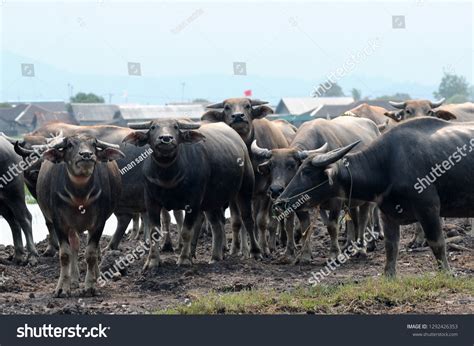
[36,135,124,296]
[8,123,183,254]
[277,117,474,276]
[259,116,380,262]
[0,136,39,265]
[202,98,289,255]
[123,119,260,268]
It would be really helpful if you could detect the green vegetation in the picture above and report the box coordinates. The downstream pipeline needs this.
[70,92,105,103]
[434,73,470,101]
[375,93,411,101]
[158,274,474,314]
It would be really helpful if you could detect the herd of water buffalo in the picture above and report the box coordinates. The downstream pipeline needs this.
[0,97,472,297]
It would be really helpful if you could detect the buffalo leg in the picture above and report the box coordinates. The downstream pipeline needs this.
[12,201,38,265]
[237,198,261,259]
[69,231,80,289]
[177,210,201,266]
[173,210,184,249]
[283,212,296,257]
[327,208,343,260]
[143,206,162,271]
[128,214,141,240]
[54,228,72,297]
[107,213,133,250]
[2,208,25,264]
[294,210,313,264]
[256,196,271,256]
[267,214,278,253]
[191,212,205,258]
[84,228,102,296]
[408,223,426,248]
[381,214,400,278]
[44,221,59,256]
[206,209,225,263]
[229,201,242,255]
[161,209,174,252]
[417,209,450,273]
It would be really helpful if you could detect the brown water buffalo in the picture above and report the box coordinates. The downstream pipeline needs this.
[277,117,474,277]
[123,119,260,268]
[36,134,124,297]
[343,103,394,130]
[272,119,297,143]
[0,136,39,265]
[202,98,290,255]
[384,98,454,122]
[265,116,380,262]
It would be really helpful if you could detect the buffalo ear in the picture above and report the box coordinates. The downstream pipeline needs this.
[257,161,271,175]
[324,164,339,186]
[384,110,403,122]
[201,110,223,123]
[252,105,273,119]
[434,110,457,120]
[42,148,65,163]
[180,130,205,143]
[97,147,125,162]
[122,131,149,147]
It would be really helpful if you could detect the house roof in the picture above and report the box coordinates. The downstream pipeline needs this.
[32,111,78,128]
[71,103,121,122]
[119,104,205,120]
[0,104,29,122]
[16,101,67,113]
[275,97,354,115]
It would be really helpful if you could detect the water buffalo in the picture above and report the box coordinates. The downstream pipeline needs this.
[202,98,290,255]
[272,119,297,143]
[8,123,183,254]
[36,135,124,296]
[343,103,394,130]
[277,117,474,277]
[260,116,380,262]
[123,119,260,268]
[384,98,454,122]
[0,136,39,265]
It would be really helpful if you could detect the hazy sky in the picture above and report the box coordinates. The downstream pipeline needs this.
[1,0,472,104]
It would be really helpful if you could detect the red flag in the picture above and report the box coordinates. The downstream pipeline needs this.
[244,89,252,97]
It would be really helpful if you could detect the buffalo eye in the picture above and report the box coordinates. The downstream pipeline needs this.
[150,125,156,130]
[405,109,411,114]
[245,104,251,110]
[224,105,231,111]
[174,124,179,130]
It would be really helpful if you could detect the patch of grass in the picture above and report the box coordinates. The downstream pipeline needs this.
[157,274,474,314]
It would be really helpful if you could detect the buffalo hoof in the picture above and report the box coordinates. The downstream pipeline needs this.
[383,269,397,279]
[42,245,57,257]
[161,242,174,253]
[27,254,39,266]
[81,287,97,297]
[142,258,160,272]
[408,238,426,249]
[54,287,71,298]
[367,241,377,252]
[229,245,240,256]
[249,250,263,261]
[177,257,192,266]
[294,252,312,265]
[12,254,24,265]
[209,256,223,264]
[276,254,293,265]
[71,281,80,289]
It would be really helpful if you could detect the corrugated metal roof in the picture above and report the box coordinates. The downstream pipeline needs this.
[119,104,205,120]
[275,97,354,115]
[71,103,120,122]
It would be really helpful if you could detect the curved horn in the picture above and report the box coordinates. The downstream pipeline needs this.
[128,121,152,129]
[389,100,406,109]
[206,102,225,109]
[14,141,35,157]
[429,98,445,108]
[295,143,329,160]
[250,99,269,106]
[96,139,120,149]
[311,141,361,167]
[177,121,201,130]
[251,140,272,159]
[0,132,19,145]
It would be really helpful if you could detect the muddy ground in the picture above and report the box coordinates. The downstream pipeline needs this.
[0,215,472,315]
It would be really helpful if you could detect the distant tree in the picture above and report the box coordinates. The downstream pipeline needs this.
[375,93,411,101]
[0,103,11,108]
[192,98,210,103]
[313,82,344,97]
[434,73,469,100]
[351,88,361,101]
[70,92,105,103]
[446,94,468,104]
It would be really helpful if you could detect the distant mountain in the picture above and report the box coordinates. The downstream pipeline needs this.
[1,50,440,105]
